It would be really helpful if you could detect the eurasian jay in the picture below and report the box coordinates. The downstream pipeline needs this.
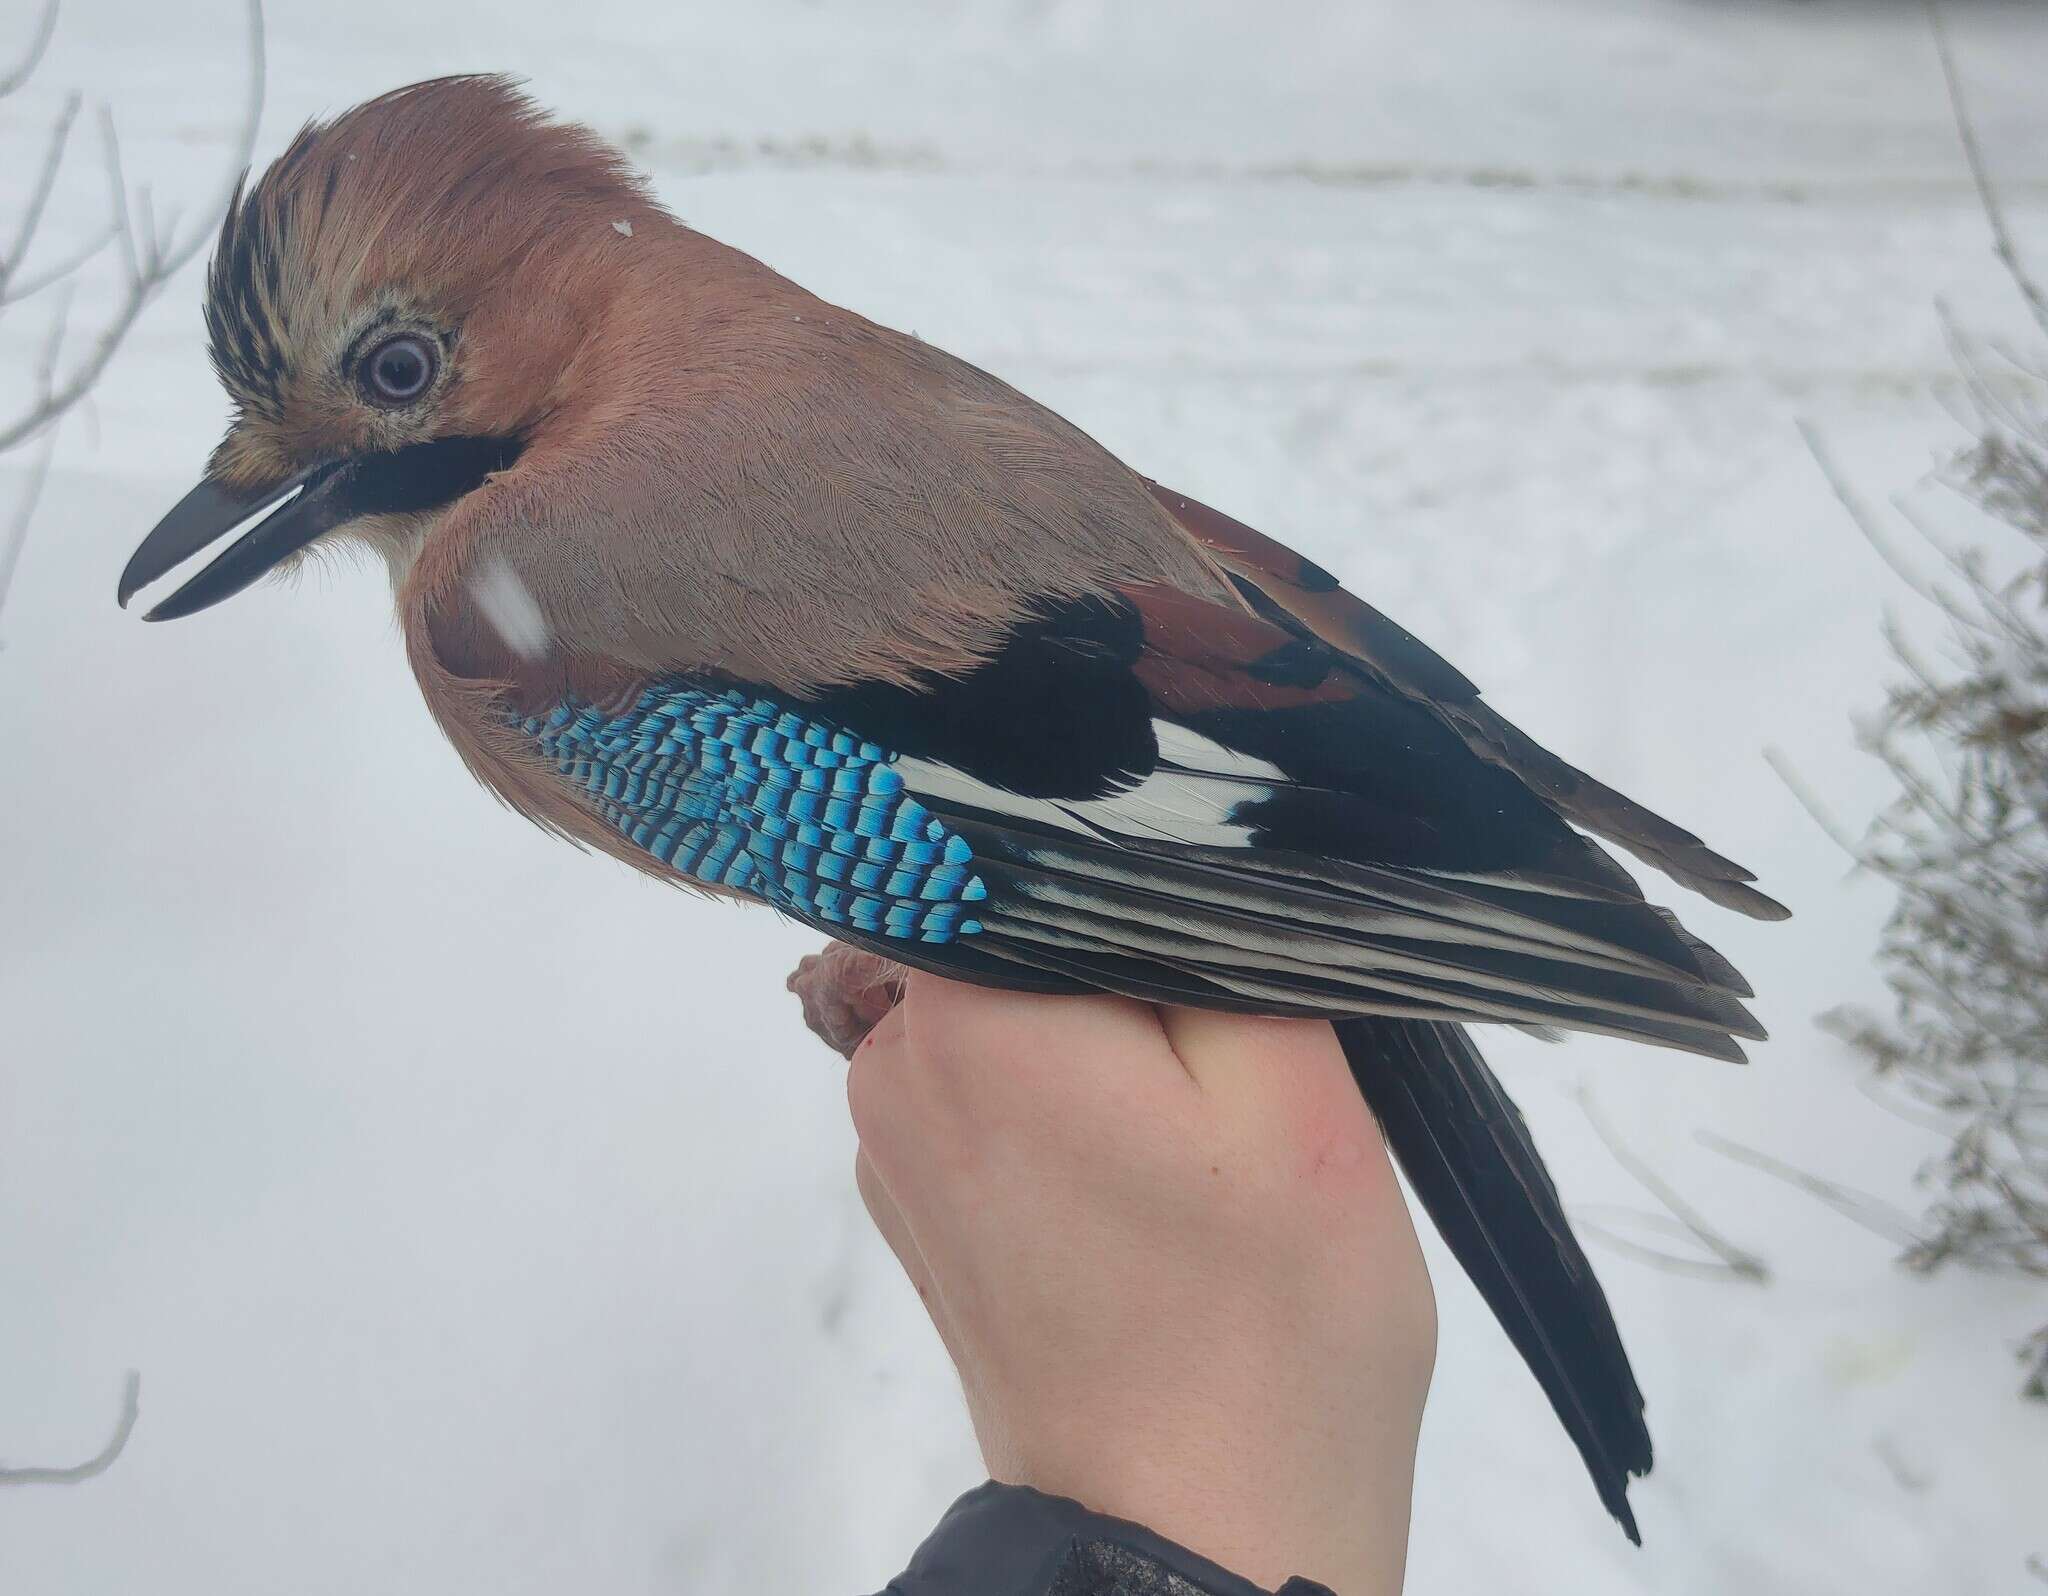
[118,75,1785,1542]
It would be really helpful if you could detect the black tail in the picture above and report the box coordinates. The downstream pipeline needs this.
[1337,1016,1651,1542]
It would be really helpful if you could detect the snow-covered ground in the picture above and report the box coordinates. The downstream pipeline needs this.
[3,2,2045,1591]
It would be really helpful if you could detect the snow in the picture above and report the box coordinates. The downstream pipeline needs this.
[3,1,2044,1590]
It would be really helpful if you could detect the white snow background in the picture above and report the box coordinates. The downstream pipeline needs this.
[2,1,2044,1590]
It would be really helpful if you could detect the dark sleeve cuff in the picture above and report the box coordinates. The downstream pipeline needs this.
[867,1480,1338,1596]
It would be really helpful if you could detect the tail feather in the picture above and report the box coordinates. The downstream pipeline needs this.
[1338,1016,1652,1542]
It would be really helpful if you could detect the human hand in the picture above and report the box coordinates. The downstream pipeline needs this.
[822,959,1436,1596]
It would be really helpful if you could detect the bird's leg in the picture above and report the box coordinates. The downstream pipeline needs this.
[786,941,907,1059]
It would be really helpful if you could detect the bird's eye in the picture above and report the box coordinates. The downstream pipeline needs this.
[359,333,438,406]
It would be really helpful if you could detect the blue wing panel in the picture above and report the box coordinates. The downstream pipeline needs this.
[518,687,988,943]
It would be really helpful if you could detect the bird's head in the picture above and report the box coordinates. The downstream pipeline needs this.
[120,75,653,619]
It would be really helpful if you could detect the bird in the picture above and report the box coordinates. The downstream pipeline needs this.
[119,75,1785,1543]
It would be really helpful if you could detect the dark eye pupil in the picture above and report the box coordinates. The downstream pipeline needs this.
[367,336,433,401]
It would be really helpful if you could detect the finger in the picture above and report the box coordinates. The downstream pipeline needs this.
[1157,1006,1364,1131]
[901,971,1194,1108]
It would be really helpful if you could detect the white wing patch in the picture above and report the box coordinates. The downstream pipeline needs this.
[895,721,1283,850]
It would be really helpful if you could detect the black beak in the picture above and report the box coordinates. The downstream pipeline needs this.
[119,435,524,622]
[118,464,349,621]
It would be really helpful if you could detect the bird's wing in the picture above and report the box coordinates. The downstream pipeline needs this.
[495,583,1765,1060]
[1144,483,1789,921]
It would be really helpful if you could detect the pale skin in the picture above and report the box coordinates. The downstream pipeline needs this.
[841,967,1438,1596]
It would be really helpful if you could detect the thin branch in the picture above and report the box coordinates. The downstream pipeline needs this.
[1571,1207,1766,1283]
[0,91,81,298]
[98,108,139,286]
[1893,489,2037,642]
[1940,303,2044,444]
[0,221,113,307]
[1763,744,1867,862]
[159,0,266,280]
[1699,1130,1927,1249]
[0,0,59,99]
[0,0,266,456]
[134,186,159,276]
[0,429,56,628]
[1574,1083,1772,1282]
[1926,0,2048,339]
[33,279,74,396]
[1855,1067,1973,1137]
[0,1371,140,1487]
[1798,418,1949,607]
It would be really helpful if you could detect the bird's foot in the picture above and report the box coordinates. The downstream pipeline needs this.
[786,942,908,1059]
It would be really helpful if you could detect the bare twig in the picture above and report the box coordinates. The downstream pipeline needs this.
[1855,1068,1969,1137]
[1926,0,2048,339]
[153,0,267,285]
[97,107,141,287]
[0,0,266,456]
[0,0,59,99]
[1570,1207,1764,1284]
[1699,1131,1927,1250]
[0,92,81,300]
[0,1371,140,1487]
[1,223,115,308]
[0,431,56,627]
[1762,744,1866,862]
[1798,419,1950,609]
[33,281,75,396]
[1572,1083,1771,1283]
